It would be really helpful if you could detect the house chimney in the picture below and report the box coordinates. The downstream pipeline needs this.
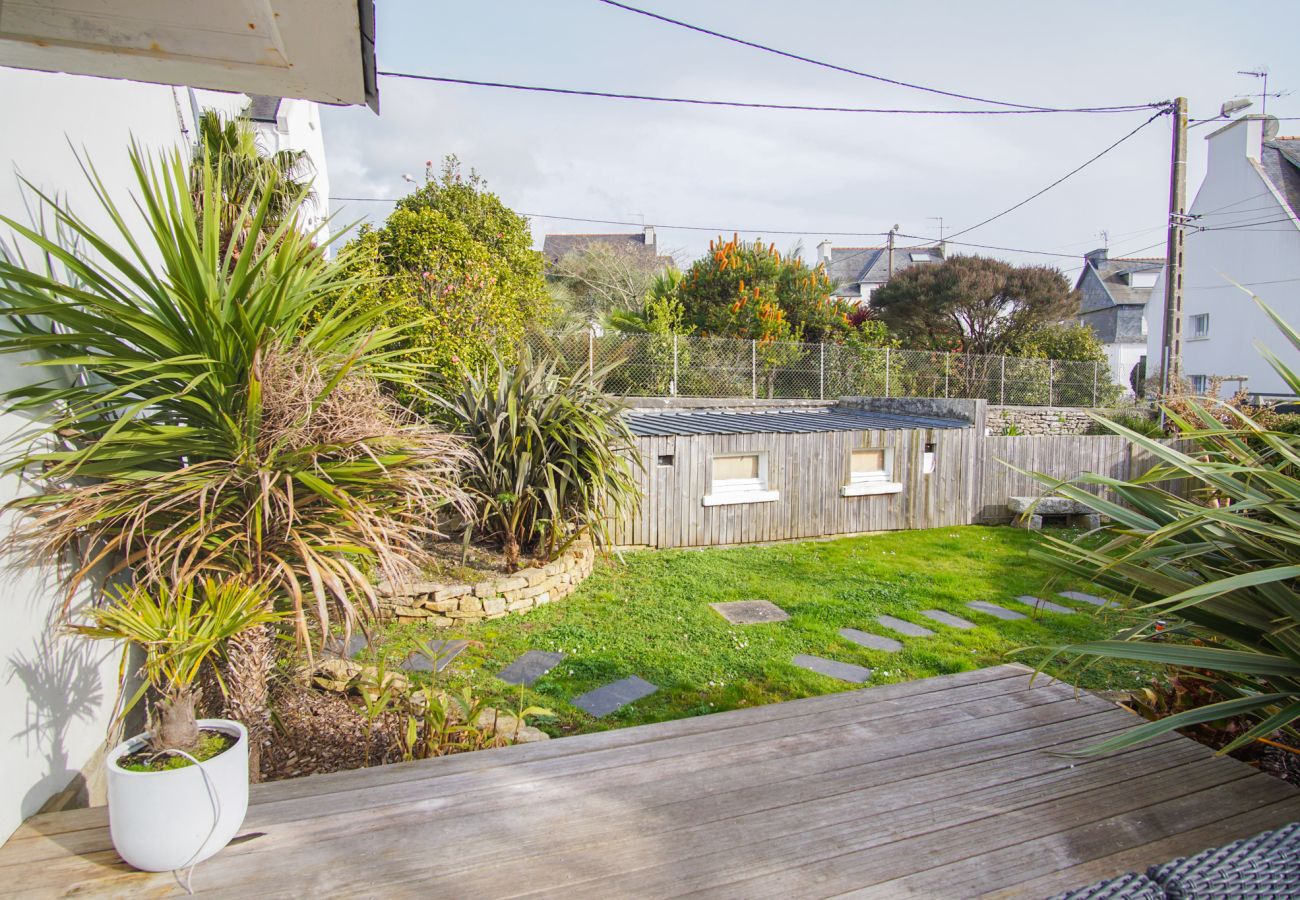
[1084,247,1108,267]
[642,224,656,250]
[1206,114,1267,167]
[816,239,833,264]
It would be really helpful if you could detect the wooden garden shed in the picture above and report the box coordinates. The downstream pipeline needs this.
[614,398,985,548]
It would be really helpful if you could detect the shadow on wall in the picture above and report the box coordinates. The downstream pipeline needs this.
[5,598,113,815]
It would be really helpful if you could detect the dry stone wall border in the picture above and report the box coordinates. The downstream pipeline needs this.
[378,542,595,626]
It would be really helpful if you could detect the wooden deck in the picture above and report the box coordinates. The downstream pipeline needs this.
[5,664,1299,898]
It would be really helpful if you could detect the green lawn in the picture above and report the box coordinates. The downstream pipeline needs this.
[373,525,1154,738]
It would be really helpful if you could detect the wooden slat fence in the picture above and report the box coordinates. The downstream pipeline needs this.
[975,435,1190,523]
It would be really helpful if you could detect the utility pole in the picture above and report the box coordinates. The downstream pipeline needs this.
[887,224,898,278]
[1159,97,1188,399]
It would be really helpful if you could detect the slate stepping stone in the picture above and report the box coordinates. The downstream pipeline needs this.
[966,601,1026,621]
[792,654,872,684]
[1059,590,1109,606]
[710,600,789,624]
[400,639,469,673]
[324,633,368,660]
[877,615,934,638]
[498,650,565,687]
[839,628,902,653]
[1017,595,1076,615]
[572,676,658,717]
[921,609,976,630]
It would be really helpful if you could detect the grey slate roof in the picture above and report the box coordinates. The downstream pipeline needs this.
[245,95,283,123]
[1261,138,1300,222]
[542,232,661,265]
[626,406,967,437]
[1075,252,1164,314]
[825,244,944,298]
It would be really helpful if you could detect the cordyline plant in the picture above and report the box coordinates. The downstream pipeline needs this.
[0,142,469,769]
[428,351,640,570]
[1027,298,1300,756]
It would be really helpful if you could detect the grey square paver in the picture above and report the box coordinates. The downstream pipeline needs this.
[400,639,469,673]
[966,601,1027,621]
[498,650,565,687]
[1059,590,1109,606]
[792,654,872,683]
[709,600,789,625]
[1016,595,1076,615]
[877,615,934,638]
[839,628,903,653]
[572,676,659,717]
[324,633,369,659]
[921,609,976,629]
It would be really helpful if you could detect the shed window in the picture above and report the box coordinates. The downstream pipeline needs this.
[923,442,936,475]
[841,447,902,497]
[850,449,889,483]
[703,452,778,507]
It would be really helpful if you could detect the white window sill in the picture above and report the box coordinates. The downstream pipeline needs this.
[840,481,903,497]
[702,489,779,507]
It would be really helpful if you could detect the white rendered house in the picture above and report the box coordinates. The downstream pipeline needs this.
[1145,115,1300,400]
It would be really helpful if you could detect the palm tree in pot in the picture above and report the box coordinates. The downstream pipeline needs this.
[71,578,279,871]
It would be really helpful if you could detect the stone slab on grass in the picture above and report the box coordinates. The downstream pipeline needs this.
[498,650,565,687]
[709,600,790,625]
[1059,590,1109,607]
[877,615,934,638]
[838,628,903,653]
[572,676,659,717]
[966,601,1027,621]
[1016,595,1077,615]
[921,609,976,630]
[792,654,872,684]
[400,639,469,673]
[324,633,369,660]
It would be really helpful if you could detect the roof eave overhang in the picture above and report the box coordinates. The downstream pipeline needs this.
[0,0,378,112]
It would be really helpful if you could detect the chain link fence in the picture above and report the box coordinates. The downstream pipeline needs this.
[522,330,1116,407]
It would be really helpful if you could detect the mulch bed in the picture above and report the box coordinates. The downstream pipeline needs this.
[260,676,404,782]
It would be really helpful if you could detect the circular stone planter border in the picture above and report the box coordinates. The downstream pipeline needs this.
[378,542,595,626]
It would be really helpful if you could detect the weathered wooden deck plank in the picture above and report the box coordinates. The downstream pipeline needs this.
[4,665,1298,899]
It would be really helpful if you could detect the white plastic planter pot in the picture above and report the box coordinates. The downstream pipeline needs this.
[105,718,249,872]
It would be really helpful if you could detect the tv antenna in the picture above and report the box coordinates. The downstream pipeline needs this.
[1236,68,1291,118]
[1099,229,1109,249]
[927,216,945,243]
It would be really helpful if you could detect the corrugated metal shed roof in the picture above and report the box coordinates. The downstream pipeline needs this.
[626,407,968,437]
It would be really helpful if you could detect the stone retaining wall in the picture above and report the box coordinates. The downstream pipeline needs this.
[378,542,595,626]
[986,404,1125,436]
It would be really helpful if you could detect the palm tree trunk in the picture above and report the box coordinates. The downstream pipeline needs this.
[224,621,274,782]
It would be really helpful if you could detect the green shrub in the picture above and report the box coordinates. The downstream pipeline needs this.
[1031,299,1300,755]
[329,157,548,403]
[1085,411,1163,438]
[428,352,641,569]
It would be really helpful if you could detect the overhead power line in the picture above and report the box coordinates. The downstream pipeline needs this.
[593,0,1162,114]
[376,71,1163,116]
[930,108,1169,245]
[327,197,1117,260]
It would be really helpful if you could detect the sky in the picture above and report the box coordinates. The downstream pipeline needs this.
[321,0,1300,280]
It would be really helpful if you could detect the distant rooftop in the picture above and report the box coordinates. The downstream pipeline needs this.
[821,243,944,298]
[542,226,670,266]
[626,406,968,437]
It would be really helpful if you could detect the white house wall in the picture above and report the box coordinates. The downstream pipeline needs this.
[1146,117,1300,398]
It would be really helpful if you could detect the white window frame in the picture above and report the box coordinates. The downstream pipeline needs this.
[923,441,936,475]
[1189,313,1210,340]
[703,452,778,507]
[841,446,903,497]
